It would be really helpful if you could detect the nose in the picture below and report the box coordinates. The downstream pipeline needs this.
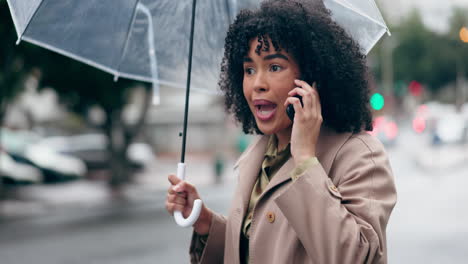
[253,72,269,93]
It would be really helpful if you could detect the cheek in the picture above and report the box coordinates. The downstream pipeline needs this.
[243,80,252,100]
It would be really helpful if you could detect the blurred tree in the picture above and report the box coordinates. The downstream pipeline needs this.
[392,10,437,90]
[0,0,152,192]
[0,0,32,125]
[371,7,468,97]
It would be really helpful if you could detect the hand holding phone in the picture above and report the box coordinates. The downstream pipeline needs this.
[286,79,322,165]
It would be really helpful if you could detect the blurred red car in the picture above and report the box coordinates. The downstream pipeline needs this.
[368,115,399,147]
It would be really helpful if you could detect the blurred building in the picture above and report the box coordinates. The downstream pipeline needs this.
[143,85,241,154]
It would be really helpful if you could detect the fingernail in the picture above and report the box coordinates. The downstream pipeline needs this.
[173,185,180,192]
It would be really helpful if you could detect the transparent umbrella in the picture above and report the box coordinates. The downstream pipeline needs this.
[6,0,390,227]
[323,0,390,54]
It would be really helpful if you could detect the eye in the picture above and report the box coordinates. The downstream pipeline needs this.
[270,64,283,72]
[245,67,256,75]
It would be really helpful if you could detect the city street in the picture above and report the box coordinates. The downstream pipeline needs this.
[1,124,468,264]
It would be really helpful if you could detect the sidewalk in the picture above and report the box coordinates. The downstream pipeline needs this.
[0,153,238,221]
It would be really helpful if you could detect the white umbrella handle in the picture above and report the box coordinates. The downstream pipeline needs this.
[174,163,203,227]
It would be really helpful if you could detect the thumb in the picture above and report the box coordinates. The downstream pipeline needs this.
[168,174,182,186]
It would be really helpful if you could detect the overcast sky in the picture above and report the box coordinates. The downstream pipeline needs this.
[377,0,468,33]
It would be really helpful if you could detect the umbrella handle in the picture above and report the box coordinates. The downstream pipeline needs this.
[174,163,203,227]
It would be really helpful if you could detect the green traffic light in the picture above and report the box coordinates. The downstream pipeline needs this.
[370,93,384,110]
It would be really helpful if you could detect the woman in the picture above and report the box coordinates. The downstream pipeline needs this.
[166,0,397,263]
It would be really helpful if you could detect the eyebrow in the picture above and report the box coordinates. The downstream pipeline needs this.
[243,53,290,63]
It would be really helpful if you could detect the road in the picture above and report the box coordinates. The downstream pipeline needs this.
[0,126,467,264]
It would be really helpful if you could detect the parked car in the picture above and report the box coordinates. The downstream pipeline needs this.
[422,102,468,145]
[1,128,86,183]
[0,149,43,184]
[431,112,468,145]
[36,133,155,170]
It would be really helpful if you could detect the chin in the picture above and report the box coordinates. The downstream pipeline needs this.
[256,122,287,136]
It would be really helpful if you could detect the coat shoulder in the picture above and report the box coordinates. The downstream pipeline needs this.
[346,131,387,154]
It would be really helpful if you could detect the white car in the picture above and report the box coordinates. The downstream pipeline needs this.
[0,150,43,184]
[36,133,155,170]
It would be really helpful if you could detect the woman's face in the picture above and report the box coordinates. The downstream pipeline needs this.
[243,37,301,136]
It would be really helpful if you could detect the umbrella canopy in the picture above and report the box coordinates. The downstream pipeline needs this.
[6,0,258,103]
[7,0,389,103]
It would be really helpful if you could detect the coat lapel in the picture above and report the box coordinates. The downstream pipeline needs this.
[235,136,269,214]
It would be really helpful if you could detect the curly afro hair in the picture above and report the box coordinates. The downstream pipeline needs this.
[219,0,373,134]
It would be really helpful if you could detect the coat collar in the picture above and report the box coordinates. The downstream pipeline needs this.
[234,126,353,213]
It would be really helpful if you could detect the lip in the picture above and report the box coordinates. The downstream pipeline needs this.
[252,99,277,121]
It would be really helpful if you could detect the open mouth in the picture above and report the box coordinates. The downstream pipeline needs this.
[253,99,277,121]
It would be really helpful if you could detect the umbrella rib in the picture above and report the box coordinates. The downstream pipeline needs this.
[330,0,389,31]
[21,36,120,78]
[363,28,387,54]
[15,0,45,43]
[5,0,21,40]
[114,0,141,79]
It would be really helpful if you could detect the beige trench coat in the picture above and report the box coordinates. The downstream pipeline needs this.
[190,127,397,264]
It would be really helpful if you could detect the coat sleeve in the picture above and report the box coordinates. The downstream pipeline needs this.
[274,134,397,264]
[189,212,227,264]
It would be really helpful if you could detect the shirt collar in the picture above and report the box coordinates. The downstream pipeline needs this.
[264,134,290,159]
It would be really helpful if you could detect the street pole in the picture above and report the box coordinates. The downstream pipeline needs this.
[456,27,467,112]
[455,57,465,112]
[382,37,394,96]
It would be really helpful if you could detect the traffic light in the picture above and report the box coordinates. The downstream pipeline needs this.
[370,92,385,111]
[408,81,423,96]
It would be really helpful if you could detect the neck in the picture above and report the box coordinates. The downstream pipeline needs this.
[275,126,292,152]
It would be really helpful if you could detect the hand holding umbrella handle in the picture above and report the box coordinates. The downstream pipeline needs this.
[174,163,203,227]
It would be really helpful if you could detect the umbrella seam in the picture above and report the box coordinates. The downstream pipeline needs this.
[114,0,141,78]
[329,0,388,30]
[5,0,21,40]
[18,0,45,41]
[21,36,120,78]
[364,28,387,55]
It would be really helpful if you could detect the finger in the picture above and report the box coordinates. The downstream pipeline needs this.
[167,202,185,213]
[167,185,188,197]
[287,87,307,98]
[168,187,188,197]
[287,87,313,110]
[294,79,314,93]
[312,82,322,118]
[290,83,321,119]
[285,97,303,119]
[168,174,182,186]
[168,186,175,195]
[173,180,196,194]
[167,193,187,206]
